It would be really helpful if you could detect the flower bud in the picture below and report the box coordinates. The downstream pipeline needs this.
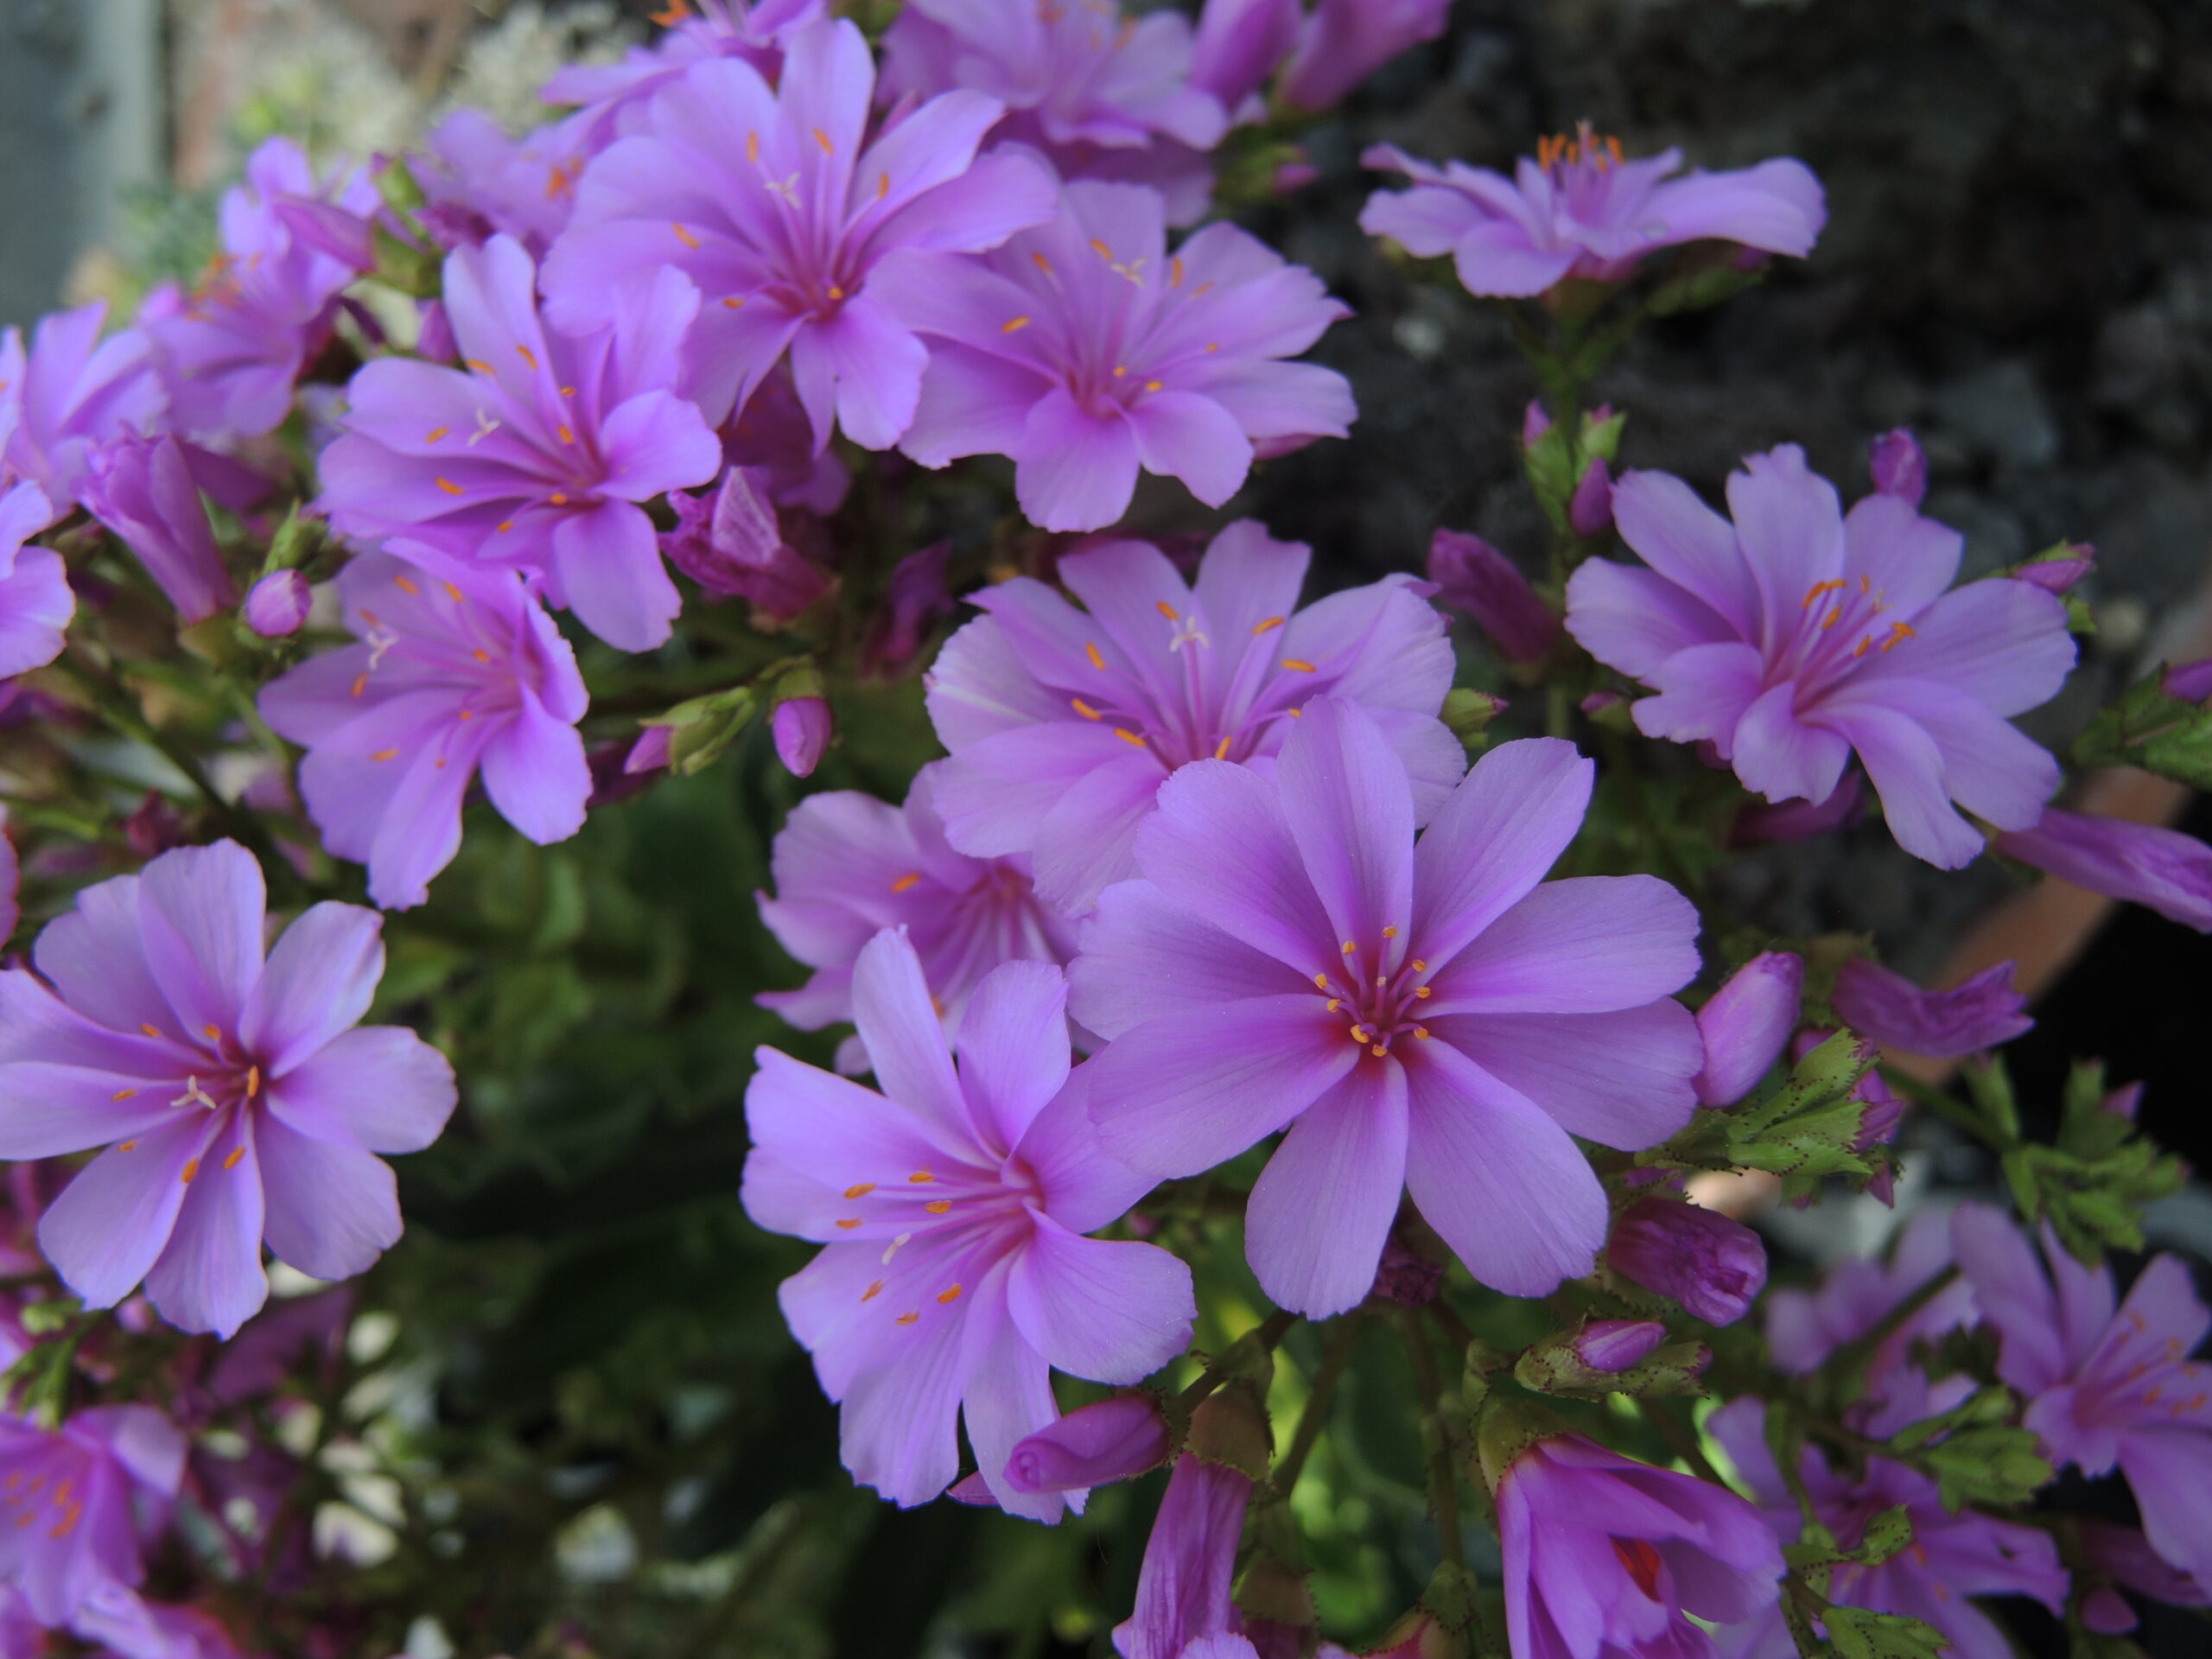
[2164,657,2212,704]
[79,435,238,623]
[243,569,313,638]
[1867,428,1927,506]
[1993,807,2212,933]
[1003,1395,1171,1496]
[1522,400,1552,445]
[771,696,832,779]
[1693,950,1802,1106]
[1607,1198,1768,1326]
[416,298,458,364]
[623,726,672,775]
[1191,0,1300,113]
[862,540,955,677]
[1831,957,2031,1059]
[1279,0,1449,111]
[1567,457,1614,537]
[1427,530,1560,663]
[1114,1455,1253,1659]
[1574,1319,1668,1373]
[2016,539,2094,593]
[660,468,828,621]
[2101,1080,2144,1120]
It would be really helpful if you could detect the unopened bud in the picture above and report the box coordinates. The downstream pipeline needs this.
[1606,1198,1768,1326]
[2164,658,2212,704]
[1522,400,1552,445]
[772,696,832,779]
[243,569,312,638]
[1574,1319,1668,1373]
[1567,458,1615,537]
[1868,429,1927,507]
[1004,1395,1171,1495]
[2016,539,2094,594]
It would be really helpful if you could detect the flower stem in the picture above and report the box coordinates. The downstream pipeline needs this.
[1273,1313,1363,1497]
[1400,1304,1465,1572]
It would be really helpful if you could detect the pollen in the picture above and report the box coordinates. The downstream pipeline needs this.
[352,673,369,697]
[1071,697,1103,720]
[371,748,398,762]
[908,1171,935,1185]
[836,1218,861,1230]
[246,1066,259,1097]
[1880,620,1916,651]
[1313,973,1330,989]
[141,1023,161,1038]
[937,1284,963,1305]
[1801,579,1846,608]
[550,491,569,505]
[1281,658,1317,672]
[1171,256,1185,287]
[1411,959,1426,971]
[1252,616,1285,634]
[1370,1044,1387,1057]
[747,131,760,163]
[723,296,745,309]
[425,425,449,442]
[1382,925,1398,938]
[1090,238,1112,259]
[1156,600,1179,620]
[1214,736,1231,760]
[516,345,538,371]
[497,520,514,533]
[435,477,463,496]
[828,284,845,301]
[1414,1027,1430,1039]
[672,221,701,249]
[813,127,834,153]
[558,424,575,443]
[1414,986,1432,999]
[465,359,493,373]
[1032,251,1052,274]
[1085,640,1105,670]
[890,871,922,893]
[1145,379,1163,392]
[395,575,421,596]
[181,1160,200,1185]
[1002,315,1031,334]
[895,1312,919,1325]
[223,1146,245,1170]
[111,1089,137,1101]
[474,648,492,662]
[844,1183,877,1199]
[925,1200,950,1214]
[1326,999,1341,1012]
[203,1023,221,1039]
[118,1141,136,1152]
[862,1280,884,1301]
[1341,940,1357,955]
[1115,728,1147,747]
[878,173,889,198]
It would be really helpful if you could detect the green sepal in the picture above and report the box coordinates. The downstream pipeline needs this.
[1784,1504,1913,1573]
[1918,1423,2052,1511]
[372,220,441,299]
[645,684,759,776]
[1441,688,1508,751]
[373,155,426,213]
[1821,1605,1950,1659]
[1513,1325,1711,1400]
[1646,263,1762,317]
[2070,666,2212,789]
[1652,1029,1878,1179]
[1471,1395,1567,1494]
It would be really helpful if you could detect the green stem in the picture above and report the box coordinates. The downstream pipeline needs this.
[1400,1305,1465,1571]
[1176,1308,1297,1411]
[1881,1065,2009,1151]
[1272,1313,1363,1497]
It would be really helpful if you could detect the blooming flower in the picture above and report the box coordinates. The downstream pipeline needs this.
[0,302,165,521]
[1953,1203,2212,1589]
[138,137,378,442]
[1359,128,1824,298]
[1707,1396,2067,1659]
[1607,1197,1768,1325]
[1073,699,1703,1315]
[1115,1451,1252,1659]
[541,0,825,149]
[79,435,239,625]
[1693,950,1801,1106]
[659,467,830,620]
[543,18,1056,442]
[0,480,74,678]
[0,840,457,1335]
[1427,529,1559,664]
[319,233,721,651]
[1492,1432,1783,1659]
[891,179,1354,531]
[757,762,1076,1065]
[0,1404,184,1641]
[924,522,1457,914]
[415,108,598,257]
[1992,807,2212,933]
[1830,957,2031,1059]
[1565,444,2079,868]
[1004,1392,1170,1497]
[1280,0,1449,111]
[742,930,1193,1518]
[258,543,592,911]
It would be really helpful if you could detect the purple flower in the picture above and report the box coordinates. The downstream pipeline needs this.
[0,302,165,519]
[543,19,1057,441]
[742,930,1195,1518]
[1694,950,1802,1107]
[415,108,597,257]
[79,435,238,624]
[1607,1196,1767,1326]
[540,0,825,149]
[1993,806,2212,932]
[1280,0,1449,110]
[0,1405,183,1641]
[1868,429,1926,507]
[1004,1393,1170,1495]
[1831,957,2031,1059]
[2164,657,2212,704]
[757,763,1076,1062]
[243,570,313,639]
[0,841,456,1335]
[1568,457,1615,537]
[1763,1209,1974,1421]
[319,233,722,651]
[724,362,852,514]
[1707,1396,2067,1659]
[0,482,74,677]
[862,539,956,678]
[1115,1452,1251,1659]
[924,522,1456,914]
[258,543,592,911]
[772,696,833,779]
[1073,700,1704,1315]
[888,181,1355,531]
[1191,0,1300,118]
[1575,1319,1669,1373]
[2017,542,2094,594]
[1495,1433,1783,1659]
[1360,129,1824,297]
[138,137,378,442]
[2078,1520,2211,1612]
[1426,529,1559,664]
[1566,445,2079,868]
[1954,1203,2212,1590]
[660,467,830,621]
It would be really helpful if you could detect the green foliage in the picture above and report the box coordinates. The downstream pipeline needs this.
[1646,1030,1883,1197]
[1821,1605,1953,1659]
[2070,665,2212,789]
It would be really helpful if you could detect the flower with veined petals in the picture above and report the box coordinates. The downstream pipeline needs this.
[924,522,1457,915]
[0,841,457,1337]
[1566,444,2078,868]
[543,17,1057,442]
[1114,1452,1252,1659]
[757,762,1076,1066]
[415,107,599,257]
[0,302,165,523]
[742,929,1193,1518]
[1360,126,1824,298]
[1954,1203,2212,1591]
[257,543,592,912]
[0,1405,184,1643]
[889,179,1354,531]
[1073,699,1704,1316]
[318,233,722,651]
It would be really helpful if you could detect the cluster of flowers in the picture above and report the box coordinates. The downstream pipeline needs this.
[0,0,2204,1651]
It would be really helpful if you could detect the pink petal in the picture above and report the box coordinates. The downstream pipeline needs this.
[1850,577,2076,718]
[930,721,1135,859]
[0,1063,180,1158]
[144,1115,269,1338]
[1127,389,1254,508]
[1007,1214,1195,1383]
[1812,696,1984,868]
[0,547,73,678]
[1451,221,1579,297]
[135,841,267,1041]
[552,499,682,652]
[1245,1058,1408,1317]
[1017,1064,1160,1235]
[1632,640,1766,750]
[267,1025,455,1154]
[31,876,172,1042]
[1014,388,1141,532]
[1068,879,1308,1042]
[1732,682,1851,806]
[254,1110,402,1284]
[960,1286,1067,1524]
[951,960,1070,1155]
[241,902,385,1077]
[1031,749,1167,916]
[480,692,592,845]
[38,1115,209,1310]
[1840,493,1960,620]
[787,296,929,452]
[1409,737,1591,973]
[1723,445,1845,639]
[900,342,1045,468]
[1564,556,1736,682]
[1429,1003,1702,1150]
[598,388,723,502]
[1610,470,1759,641]
[1428,874,1699,1014]
[850,927,976,1143]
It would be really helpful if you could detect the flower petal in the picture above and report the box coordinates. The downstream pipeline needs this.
[1014,387,1141,532]
[255,1110,402,1284]
[144,1114,269,1338]
[241,901,385,1077]
[1133,759,1338,977]
[1245,1058,1408,1318]
[552,499,682,652]
[1007,1215,1195,1383]
[480,691,592,846]
[1069,879,1308,1041]
[266,1025,456,1154]
[1610,469,1759,639]
[1428,875,1700,1014]
[135,841,267,1040]
[1275,698,1414,958]
[952,959,1070,1155]
[1409,737,1592,972]
[1429,1003,1702,1150]
[850,926,976,1143]
[38,1114,209,1310]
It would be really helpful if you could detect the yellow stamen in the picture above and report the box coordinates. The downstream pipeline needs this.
[465,359,493,373]
[862,1280,884,1301]
[181,1160,200,1185]
[395,575,421,595]
[925,1200,950,1214]
[223,1145,245,1170]
[836,1218,861,1230]
[203,1023,220,1040]
[141,1023,161,1038]
[895,1311,919,1325]
[1370,1044,1386,1057]
[723,296,745,309]
[814,127,834,153]
[1414,1027,1430,1039]
[246,1065,259,1097]
[1414,986,1432,999]
[1002,315,1031,334]
[891,872,922,893]
[844,1183,877,1199]
[1382,925,1398,938]
[558,424,575,443]
[747,131,760,163]
[516,344,538,371]
[1281,658,1316,672]
[672,221,701,249]
[1340,940,1356,955]
[1071,697,1103,720]
[908,1171,935,1185]
[425,425,449,442]
[1144,379,1162,392]
[1171,256,1185,286]
[1326,998,1341,1011]
[1084,641,1105,670]
[828,284,845,300]
[111,1089,137,1101]
[1252,616,1285,634]
[1155,600,1179,620]
[938,1284,963,1303]
[1313,973,1330,989]
[435,478,462,496]
[118,1141,136,1152]
[371,748,398,762]
[352,673,368,698]
[1115,728,1147,747]
[1214,735,1231,760]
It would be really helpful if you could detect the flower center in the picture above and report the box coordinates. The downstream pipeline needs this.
[1313,930,1433,1058]
[1611,1535,1665,1600]
[1787,575,1913,696]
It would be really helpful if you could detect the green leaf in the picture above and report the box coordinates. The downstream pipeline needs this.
[2069,666,2212,788]
[1785,1505,1914,1573]
[1823,1605,1950,1659]
[1920,1424,2052,1510]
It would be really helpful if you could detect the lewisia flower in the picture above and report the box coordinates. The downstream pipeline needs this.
[540,0,825,149]
[138,137,378,442]
[0,480,74,678]
[79,435,239,624]
[1360,126,1825,298]
[890,180,1355,531]
[1992,806,2212,933]
[1566,444,2078,868]
[924,522,1458,914]
[1003,1393,1169,1497]
[742,930,1194,1519]
[1074,699,1704,1315]
[1692,950,1801,1106]
[319,233,721,651]
[1491,1432,1783,1659]
[0,302,165,522]
[1953,1204,2212,1590]
[1606,1196,1767,1325]
[258,543,592,911]
[1114,1451,1252,1659]
[1707,1396,2067,1659]
[1830,957,2030,1058]
[0,841,458,1336]
[0,1404,184,1641]
[543,18,1056,441]
[415,108,598,257]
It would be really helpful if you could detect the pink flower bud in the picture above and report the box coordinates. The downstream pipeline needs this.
[2081,1586,2138,1636]
[1730,772,1865,845]
[862,540,955,677]
[243,569,313,638]
[79,435,238,623]
[2164,657,2212,703]
[1694,951,1803,1106]
[1004,1395,1171,1495]
[1522,400,1552,445]
[624,727,672,775]
[1427,529,1560,663]
[1607,1198,1768,1326]
[2017,541,2094,593]
[1868,429,1927,506]
[2101,1080,2144,1120]
[1567,458,1614,537]
[660,468,829,621]
[1574,1319,1668,1373]
[1993,807,2212,933]
[1279,0,1448,111]
[771,697,832,779]
[416,298,458,364]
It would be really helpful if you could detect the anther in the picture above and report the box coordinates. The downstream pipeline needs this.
[245,1065,259,1097]
[844,1183,877,1199]
[1326,999,1341,1012]
[1002,315,1030,334]
[813,127,834,153]
[891,872,922,893]
[1115,729,1147,747]
[111,1089,137,1101]
[836,1218,861,1230]
[1370,1044,1387,1058]
[435,478,463,496]
[925,1200,950,1214]
[1071,698,1103,720]
[908,1171,935,1184]
[1313,973,1330,989]
[895,1312,919,1325]
[371,748,398,762]
[1213,736,1231,760]
[515,345,538,371]
[1252,617,1285,634]
[1414,986,1432,999]
[862,1281,883,1301]
[223,1146,245,1170]
[1341,941,1357,956]
[672,221,701,249]
[1414,1027,1430,1039]
[1085,641,1105,670]
[1156,601,1179,620]
[141,1023,161,1038]
[937,1284,963,1303]
[181,1160,200,1185]
[1281,658,1317,672]
[425,426,448,442]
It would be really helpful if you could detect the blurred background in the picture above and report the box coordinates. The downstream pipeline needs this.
[4,2,2211,1654]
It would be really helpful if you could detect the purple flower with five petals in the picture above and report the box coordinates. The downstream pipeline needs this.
[1072,699,1704,1316]
[890,180,1354,531]
[742,929,1193,1518]
[1954,1203,2212,1590]
[319,233,722,651]
[924,522,1457,914]
[1830,957,2031,1059]
[0,302,165,522]
[0,1405,184,1643]
[543,18,1057,442]
[1566,444,2079,868]
[1360,128,1825,298]
[258,543,592,912]
[0,841,457,1337]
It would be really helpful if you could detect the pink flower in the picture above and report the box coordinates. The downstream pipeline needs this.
[772,696,833,779]
[1115,1453,1251,1659]
[1427,529,1559,664]
[79,435,239,624]
[243,570,313,639]
[1004,1393,1170,1496]
[0,481,74,677]
[659,467,830,621]
[1607,1197,1767,1326]
[1693,950,1801,1106]
[0,1405,185,1643]
[0,302,165,519]
[540,0,826,149]
[742,930,1194,1517]
[1992,807,2212,933]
